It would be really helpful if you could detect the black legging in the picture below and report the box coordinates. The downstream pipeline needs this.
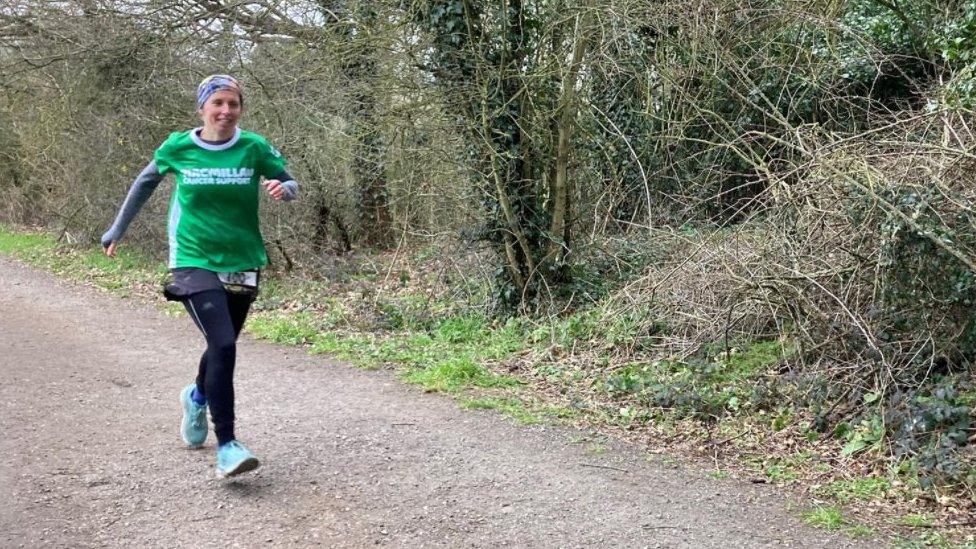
[183,289,253,446]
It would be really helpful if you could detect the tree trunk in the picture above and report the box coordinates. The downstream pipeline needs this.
[352,83,393,248]
[547,5,591,269]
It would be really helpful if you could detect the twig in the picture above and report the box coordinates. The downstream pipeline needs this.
[56,203,86,243]
[707,431,750,447]
[273,239,293,273]
[579,462,629,473]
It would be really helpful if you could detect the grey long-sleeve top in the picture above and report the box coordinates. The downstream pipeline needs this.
[101,161,298,247]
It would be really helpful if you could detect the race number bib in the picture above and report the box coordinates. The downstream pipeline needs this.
[218,270,258,288]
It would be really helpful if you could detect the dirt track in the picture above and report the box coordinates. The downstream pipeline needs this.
[0,255,881,548]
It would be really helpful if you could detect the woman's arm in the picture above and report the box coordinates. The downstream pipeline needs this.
[101,161,165,253]
[264,170,299,201]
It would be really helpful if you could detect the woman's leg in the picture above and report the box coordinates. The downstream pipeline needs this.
[191,291,253,401]
[183,289,240,446]
[227,290,254,338]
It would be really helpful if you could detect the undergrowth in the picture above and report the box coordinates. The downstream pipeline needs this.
[1,223,974,546]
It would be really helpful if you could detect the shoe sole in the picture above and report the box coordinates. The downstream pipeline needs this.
[180,386,207,448]
[220,457,260,477]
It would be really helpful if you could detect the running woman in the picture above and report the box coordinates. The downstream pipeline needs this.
[101,75,298,477]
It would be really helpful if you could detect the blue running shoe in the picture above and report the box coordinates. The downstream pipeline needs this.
[180,384,208,448]
[216,441,260,477]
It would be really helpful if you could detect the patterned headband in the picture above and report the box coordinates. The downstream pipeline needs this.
[196,75,243,110]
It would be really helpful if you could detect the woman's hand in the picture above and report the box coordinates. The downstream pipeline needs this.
[264,179,285,201]
[104,241,118,258]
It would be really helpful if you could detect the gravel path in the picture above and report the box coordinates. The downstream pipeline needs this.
[0,255,882,548]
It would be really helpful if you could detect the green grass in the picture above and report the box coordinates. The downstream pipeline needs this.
[815,477,891,502]
[0,224,168,294]
[403,356,522,393]
[897,514,934,528]
[848,524,875,538]
[461,397,544,424]
[764,462,801,483]
[722,339,794,380]
[434,315,489,343]
[226,289,529,391]
[245,291,531,384]
[801,506,879,541]
[585,442,607,455]
[0,228,57,255]
[894,531,956,548]
[744,452,811,484]
[802,506,847,530]
[457,388,575,425]
[598,338,795,419]
[543,405,578,419]
[246,311,322,345]
[308,332,383,369]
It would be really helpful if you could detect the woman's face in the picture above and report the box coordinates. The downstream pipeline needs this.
[198,89,242,134]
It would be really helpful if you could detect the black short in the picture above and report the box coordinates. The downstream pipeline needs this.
[163,268,260,301]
